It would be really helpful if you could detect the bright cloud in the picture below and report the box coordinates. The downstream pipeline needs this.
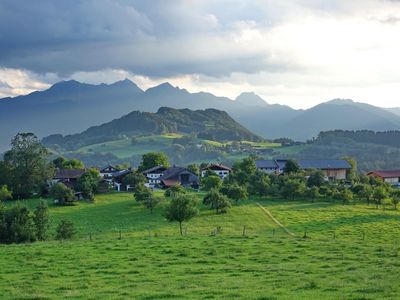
[1,0,400,108]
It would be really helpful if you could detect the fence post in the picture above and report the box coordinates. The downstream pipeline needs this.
[119,230,122,240]
[242,225,246,237]
[89,232,92,241]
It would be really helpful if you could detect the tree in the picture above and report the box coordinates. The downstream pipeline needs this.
[202,175,222,191]
[142,195,161,214]
[392,196,399,210]
[340,189,353,205]
[307,169,325,187]
[343,156,357,181]
[77,168,101,198]
[280,178,306,200]
[220,184,248,205]
[165,184,186,197]
[138,152,170,172]
[55,219,76,240]
[390,189,400,210]
[50,183,76,206]
[134,185,152,202]
[283,159,300,174]
[203,189,231,214]
[53,157,84,169]
[0,185,12,201]
[164,194,199,235]
[248,173,270,197]
[187,164,200,176]
[122,172,146,190]
[4,133,53,198]
[232,157,257,184]
[355,184,373,205]
[307,186,321,202]
[373,186,387,208]
[33,200,49,241]
[0,204,36,244]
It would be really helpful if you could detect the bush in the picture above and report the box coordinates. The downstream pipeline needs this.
[50,183,76,206]
[55,219,76,240]
[164,185,186,197]
[33,200,49,241]
[0,185,12,201]
[0,204,36,244]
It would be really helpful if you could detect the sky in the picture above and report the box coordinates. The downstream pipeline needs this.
[0,0,400,109]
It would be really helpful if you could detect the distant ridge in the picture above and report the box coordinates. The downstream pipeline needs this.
[1,80,400,151]
[42,107,264,150]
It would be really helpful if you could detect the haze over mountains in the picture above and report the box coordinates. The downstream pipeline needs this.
[1,79,400,151]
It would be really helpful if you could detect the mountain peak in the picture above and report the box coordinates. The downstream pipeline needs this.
[111,78,142,90]
[325,99,355,105]
[235,92,268,107]
[49,79,83,91]
[157,82,175,90]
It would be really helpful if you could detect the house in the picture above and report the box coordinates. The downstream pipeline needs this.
[142,165,167,188]
[255,160,285,174]
[96,165,134,191]
[256,159,351,180]
[52,169,86,186]
[201,163,232,179]
[108,169,132,192]
[159,166,199,189]
[99,165,119,179]
[367,170,400,185]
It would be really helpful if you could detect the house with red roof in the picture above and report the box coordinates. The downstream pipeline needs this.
[367,170,400,185]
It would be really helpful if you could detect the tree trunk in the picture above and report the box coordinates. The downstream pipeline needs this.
[179,222,183,236]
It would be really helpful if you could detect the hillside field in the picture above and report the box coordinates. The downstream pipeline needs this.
[1,193,400,299]
[62,134,281,164]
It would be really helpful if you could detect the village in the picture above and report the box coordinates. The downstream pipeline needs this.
[52,156,400,197]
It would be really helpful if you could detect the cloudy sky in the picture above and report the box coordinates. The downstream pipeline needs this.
[1,0,400,109]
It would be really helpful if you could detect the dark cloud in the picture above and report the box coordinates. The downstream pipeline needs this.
[0,0,281,77]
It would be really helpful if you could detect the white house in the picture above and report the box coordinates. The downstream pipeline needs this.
[201,163,232,179]
[142,165,167,187]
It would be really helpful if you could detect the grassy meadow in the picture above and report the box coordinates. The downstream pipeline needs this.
[1,192,400,299]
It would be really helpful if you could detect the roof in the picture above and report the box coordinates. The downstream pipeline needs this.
[297,159,351,170]
[99,165,117,172]
[160,166,199,181]
[203,163,232,171]
[54,169,85,179]
[111,169,131,178]
[142,165,167,174]
[367,170,400,178]
[255,160,279,169]
[255,159,351,171]
[162,179,180,187]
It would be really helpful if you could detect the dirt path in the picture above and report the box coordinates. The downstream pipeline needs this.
[255,202,296,237]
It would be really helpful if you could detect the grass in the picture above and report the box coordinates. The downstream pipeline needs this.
[2,193,400,299]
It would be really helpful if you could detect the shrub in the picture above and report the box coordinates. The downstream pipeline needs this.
[0,204,36,244]
[55,219,76,240]
[164,185,186,198]
[33,201,49,241]
[50,183,76,206]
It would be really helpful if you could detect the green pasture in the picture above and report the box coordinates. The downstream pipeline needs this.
[2,193,400,299]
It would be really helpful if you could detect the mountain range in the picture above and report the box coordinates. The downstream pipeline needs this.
[1,79,400,151]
